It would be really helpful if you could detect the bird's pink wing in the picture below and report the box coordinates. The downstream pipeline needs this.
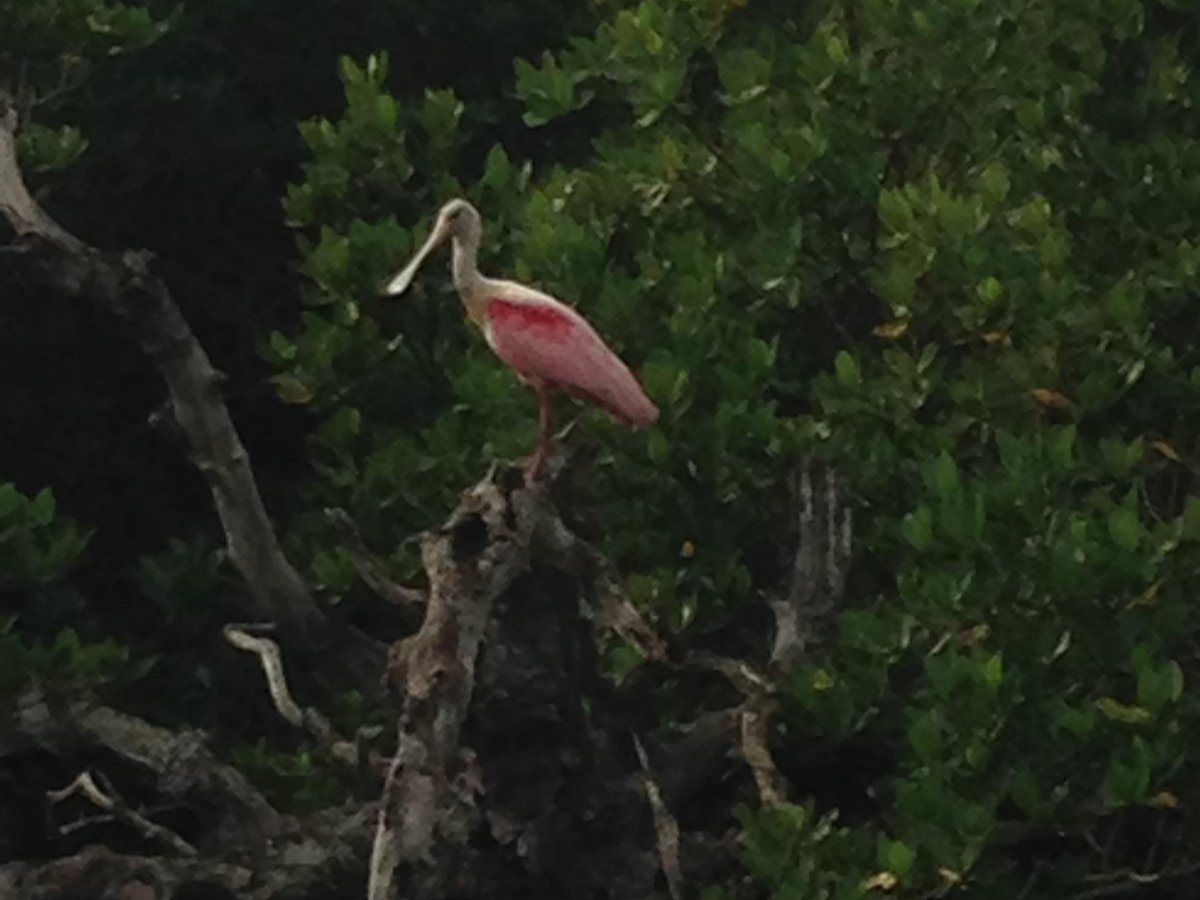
[486,298,658,428]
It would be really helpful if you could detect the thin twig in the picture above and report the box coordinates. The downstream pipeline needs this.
[1069,861,1200,900]
[686,650,772,695]
[224,624,358,766]
[48,771,197,856]
[323,508,427,608]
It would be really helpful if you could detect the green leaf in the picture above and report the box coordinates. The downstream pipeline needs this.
[1105,739,1152,805]
[29,489,55,527]
[877,836,915,876]
[483,145,513,190]
[1095,697,1152,724]
[976,276,1003,303]
[834,351,861,387]
[0,484,22,518]
[647,430,669,464]
[1050,425,1077,470]
[1138,660,1184,712]
[1181,496,1200,540]
[18,124,89,173]
[931,452,959,498]
[1107,508,1141,551]
[375,95,397,133]
[901,506,933,550]
[981,652,1003,690]
[1009,769,1042,817]
[269,331,297,361]
[1057,706,1097,738]
[1166,661,1185,702]
[979,161,1010,203]
[421,88,464,144]
[313,548,354,592]
[908,710,940,761]
[321,407,362,443]
[878,188,913,236]
[271,374,315,405]
[339,56,364,86]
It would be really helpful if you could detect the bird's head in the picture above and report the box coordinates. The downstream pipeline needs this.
[383,198,481,296]
[436,198,482,241]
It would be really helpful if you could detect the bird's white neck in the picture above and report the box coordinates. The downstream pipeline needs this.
[451,235,489,324]
[452,236,482,292]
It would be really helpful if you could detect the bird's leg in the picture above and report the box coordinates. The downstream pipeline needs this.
[527,385,553,480]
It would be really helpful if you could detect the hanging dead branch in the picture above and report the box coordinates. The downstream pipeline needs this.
[0,93,367,660]
[224,624,363,767]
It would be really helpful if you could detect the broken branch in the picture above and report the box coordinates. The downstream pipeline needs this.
[48,770,197,857]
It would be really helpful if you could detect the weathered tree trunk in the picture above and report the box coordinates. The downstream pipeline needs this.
[366,466,672,900]
[1,469,680,900]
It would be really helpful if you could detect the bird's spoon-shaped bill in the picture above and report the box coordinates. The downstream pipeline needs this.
[382,219,449,296]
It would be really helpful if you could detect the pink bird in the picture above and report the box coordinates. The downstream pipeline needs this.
[384,198,659,478]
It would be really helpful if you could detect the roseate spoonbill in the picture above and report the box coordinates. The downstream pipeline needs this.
[383,198,659,478]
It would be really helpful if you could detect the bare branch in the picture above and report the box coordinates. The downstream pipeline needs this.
[48,770,197,857]
[11,693,379,898]
[0,806,378,900]
[678,652,787,806]
[687,650,772,695]
[0,95,85,249]
[633,734,684,900]
[225,625,306,725]
[324,507,428,609]
[0,98,335,647]
[533,505,667,660]
[30,56,90,110]
[1068,862,1200,900]
[0,846,249,900]
[16,689,283,840]
[224,624,360,767]
[739,701,785,808]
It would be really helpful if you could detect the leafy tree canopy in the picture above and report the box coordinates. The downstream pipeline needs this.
[5,0,1200,897]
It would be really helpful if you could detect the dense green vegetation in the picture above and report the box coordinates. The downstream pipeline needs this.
[5,0,1200,897]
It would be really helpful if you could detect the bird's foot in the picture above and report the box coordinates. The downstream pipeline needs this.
[523,448,548,482]
[521,435,565,483]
